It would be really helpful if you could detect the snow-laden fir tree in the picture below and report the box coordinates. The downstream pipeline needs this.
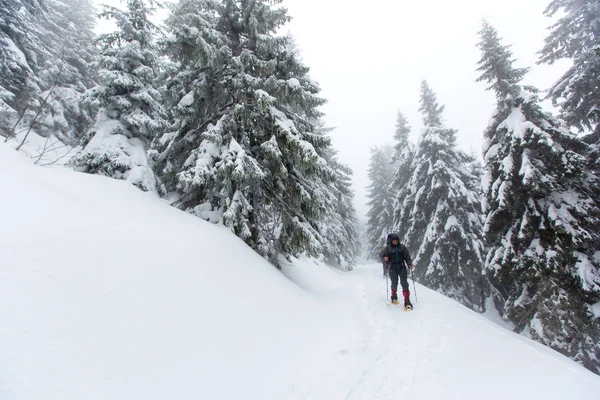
[278,56,359,268]
[538,0,600,142]
[0,0,46,133]
[317,138,359,270]
[34,0,97,143]
[365,145,394,259]
[70,0,167,194]
[0,0,96,142]
[393,80,486,311]
[154,0,354,265]
[153,0,224,193]
[477,20,600,373]
[391,110,415,238]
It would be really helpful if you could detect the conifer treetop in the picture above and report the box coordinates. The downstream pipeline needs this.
[475,19,529,101]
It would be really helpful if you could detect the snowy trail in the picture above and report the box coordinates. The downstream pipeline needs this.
[336,264,438,400]
[285,262,600,400]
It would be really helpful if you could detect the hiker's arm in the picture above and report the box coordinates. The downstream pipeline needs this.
[382,247,390,262]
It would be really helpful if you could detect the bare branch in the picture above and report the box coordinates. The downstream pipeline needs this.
[39,146,76,167]
[34,135,74,166]
[33,135,54,164]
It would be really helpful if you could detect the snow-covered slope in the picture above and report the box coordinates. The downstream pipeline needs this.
[0,143,349,399]
[1,143,600,399]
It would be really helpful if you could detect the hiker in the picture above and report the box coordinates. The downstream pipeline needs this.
[381,233,414,308]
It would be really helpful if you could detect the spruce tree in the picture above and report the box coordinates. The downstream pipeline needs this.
[155,0,351,264]
[318,142,359,270]
[154,0,227,193]
[477,20,600,373]
[538,0,600,140]
[390,110,415,237]
[70,0,167,193]
[0,0,46,130]
[0,0,96,141]
[394,80,486,311]
[35,0,97,142]
[365,146,394,259]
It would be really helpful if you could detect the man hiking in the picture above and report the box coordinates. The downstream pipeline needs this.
[381,233,415,309]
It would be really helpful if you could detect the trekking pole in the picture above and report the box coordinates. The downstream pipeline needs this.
[385,266,389,304]
[411,267,418,302]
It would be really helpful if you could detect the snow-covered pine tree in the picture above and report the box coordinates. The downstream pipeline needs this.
[35,0,97,143]
[0,0,46,133]
[70,0,167,193]
[538,0,600,142]
[477,20,600,373]
[0,0,96,142]
[393,80,486,311]
[153,0,224,193]
[154,0,346,265]
[393,83,446,249]
[317,137,359,270]
[365,145,395,259]
[390,110,415,239]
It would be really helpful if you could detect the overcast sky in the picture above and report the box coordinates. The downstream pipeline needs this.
[96,0,570,222]
[281,0,570,221]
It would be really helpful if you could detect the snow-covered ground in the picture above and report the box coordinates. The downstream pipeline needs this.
[1,142,600,399]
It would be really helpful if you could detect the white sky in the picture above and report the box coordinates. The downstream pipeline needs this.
[95,0,570,221]
[281,0,570,221]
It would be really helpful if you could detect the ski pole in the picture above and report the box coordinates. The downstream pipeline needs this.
[411,267,418,302]
[385,266,389,303]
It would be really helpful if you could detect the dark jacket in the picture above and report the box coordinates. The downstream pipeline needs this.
[381,243,412,267]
